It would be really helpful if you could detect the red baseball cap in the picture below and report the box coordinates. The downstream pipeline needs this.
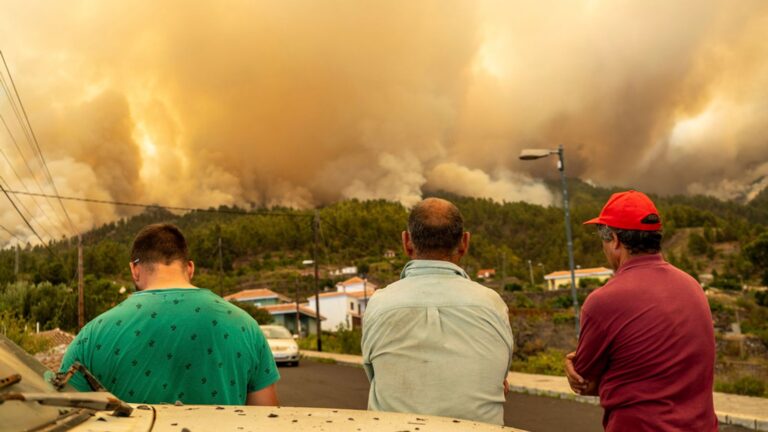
[583,190,662,231]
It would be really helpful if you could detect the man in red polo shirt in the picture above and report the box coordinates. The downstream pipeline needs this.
[565,190,717,431]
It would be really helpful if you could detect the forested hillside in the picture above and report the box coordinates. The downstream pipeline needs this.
[1,180,767,333]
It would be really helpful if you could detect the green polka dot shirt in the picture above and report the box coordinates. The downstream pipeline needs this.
[60,288,279,405]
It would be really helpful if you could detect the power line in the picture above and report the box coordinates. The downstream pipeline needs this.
[3,189,313,218]
[0,50,77,236]
[0,180,53,254]
[0,176,59,242]
[0,135,68,239]
[0,72,71,238]
[0,222,23,243]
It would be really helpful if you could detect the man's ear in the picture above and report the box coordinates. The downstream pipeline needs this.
[130,262,140,284]
[186,260,195,280]
[456,232,470,258]
[402,231,415,258]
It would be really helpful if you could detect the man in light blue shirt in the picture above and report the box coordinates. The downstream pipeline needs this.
[362,198,514,425]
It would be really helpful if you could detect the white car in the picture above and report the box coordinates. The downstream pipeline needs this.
[261,325,300,366]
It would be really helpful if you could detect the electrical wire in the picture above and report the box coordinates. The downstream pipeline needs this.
[0,51,77,235]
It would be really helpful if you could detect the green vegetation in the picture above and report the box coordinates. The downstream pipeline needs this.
[0,311,50,354]
[511,348,567,375]
[1,180,767,396]
[716,376,767,398]
[298,328,363,356]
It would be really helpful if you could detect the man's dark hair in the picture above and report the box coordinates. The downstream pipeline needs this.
[408,199,464,253]
[130,223,189,266]
[597,224,662,255]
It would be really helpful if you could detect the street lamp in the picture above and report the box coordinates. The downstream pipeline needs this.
[519,144,581,336]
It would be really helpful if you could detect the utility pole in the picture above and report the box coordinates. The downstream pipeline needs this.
[14,245,19,281]
[362,275,368,319]
[501,252,506,285]
[295,276,301,337]
[312,211,322,352]
[217,226,224,297]
[528,259,535,286]
[77,235,84,331]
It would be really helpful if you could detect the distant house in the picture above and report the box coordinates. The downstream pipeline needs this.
[335,276,378,293]
[383,249,396,259]
[308,276,377,331]
[224,288,291,307]
[330,266,358,276]
[261,303,325,337]
[476,269,496,279]
[544,267,613,291]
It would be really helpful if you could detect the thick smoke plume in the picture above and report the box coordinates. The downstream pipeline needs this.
[0,0,767,245]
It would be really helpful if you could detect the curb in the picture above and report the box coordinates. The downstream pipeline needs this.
[300,350,768,431]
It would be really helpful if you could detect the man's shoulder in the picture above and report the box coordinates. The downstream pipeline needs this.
[369,275,505,313]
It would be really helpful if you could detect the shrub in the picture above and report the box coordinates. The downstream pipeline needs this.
[511,348,567,376]
[0,311,50,354]
[552,312,574,326]
[504,283,523,292]
[755,290,768,308]
[513,293,535,309]
[715,376,767,397]
[298,327,362,355]
[230,301,274,324]
[550,295,573,309]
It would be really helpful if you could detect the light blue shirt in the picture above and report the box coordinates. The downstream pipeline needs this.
[362,260,514,425]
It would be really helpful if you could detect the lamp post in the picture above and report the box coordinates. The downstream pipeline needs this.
[519,144,581,336]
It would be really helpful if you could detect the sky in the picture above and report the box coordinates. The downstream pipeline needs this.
[0,0,767,244]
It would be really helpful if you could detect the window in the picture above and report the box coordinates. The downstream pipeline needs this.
[350,302,354,311]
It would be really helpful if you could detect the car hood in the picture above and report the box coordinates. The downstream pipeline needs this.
[71,405,519,432]
[267,338,298,350]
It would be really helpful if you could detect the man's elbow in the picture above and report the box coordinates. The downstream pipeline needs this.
[246,384,279,406]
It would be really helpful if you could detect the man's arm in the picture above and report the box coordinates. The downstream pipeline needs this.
[246,384,278,406]
[565,352,598,395]
[564,307,610,395]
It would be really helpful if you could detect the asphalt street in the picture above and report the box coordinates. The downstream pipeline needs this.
[277,359,749,432]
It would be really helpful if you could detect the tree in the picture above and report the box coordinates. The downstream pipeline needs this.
[230,301,274,324]
[744,233,768,285]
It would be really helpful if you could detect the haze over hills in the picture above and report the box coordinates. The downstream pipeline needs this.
[1,0,768,245]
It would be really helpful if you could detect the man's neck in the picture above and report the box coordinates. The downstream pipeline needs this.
[139,274,197,291]
[411,253,461,266]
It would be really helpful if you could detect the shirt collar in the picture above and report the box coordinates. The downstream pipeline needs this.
[400,259,470,280]
[615,253,666,276]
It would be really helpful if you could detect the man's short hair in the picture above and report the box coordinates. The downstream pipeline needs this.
[130,223,189,266]
[408,199,464,253]
[597,224,662,255]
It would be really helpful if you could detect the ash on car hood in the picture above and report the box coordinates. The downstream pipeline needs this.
[147,405,522,431]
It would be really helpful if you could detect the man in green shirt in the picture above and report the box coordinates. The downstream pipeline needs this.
[362,198,514,425]
[60,224,279,405]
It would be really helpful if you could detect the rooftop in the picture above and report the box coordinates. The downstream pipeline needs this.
[545,267,614,280]
[224,288,290,302]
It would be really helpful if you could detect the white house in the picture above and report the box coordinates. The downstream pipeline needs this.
[544,267,613,291]
[330,266,358,277]
[307,277,377,331]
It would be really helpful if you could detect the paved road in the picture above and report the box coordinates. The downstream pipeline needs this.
[277,359,749,432]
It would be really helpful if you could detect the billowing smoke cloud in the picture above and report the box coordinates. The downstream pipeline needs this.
[0,0,767,245]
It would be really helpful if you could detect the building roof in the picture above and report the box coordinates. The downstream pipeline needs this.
[545,267,614,280]
[337,276,378,290]
[224,288,290,302]
[338,276,364,286]
[35,328,75,347]
[262,303,325,320]
[347,289,377,299]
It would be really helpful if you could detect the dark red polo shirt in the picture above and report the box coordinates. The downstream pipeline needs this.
[573,254,717,431]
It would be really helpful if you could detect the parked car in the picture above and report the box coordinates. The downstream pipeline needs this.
[261,325,300,366]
